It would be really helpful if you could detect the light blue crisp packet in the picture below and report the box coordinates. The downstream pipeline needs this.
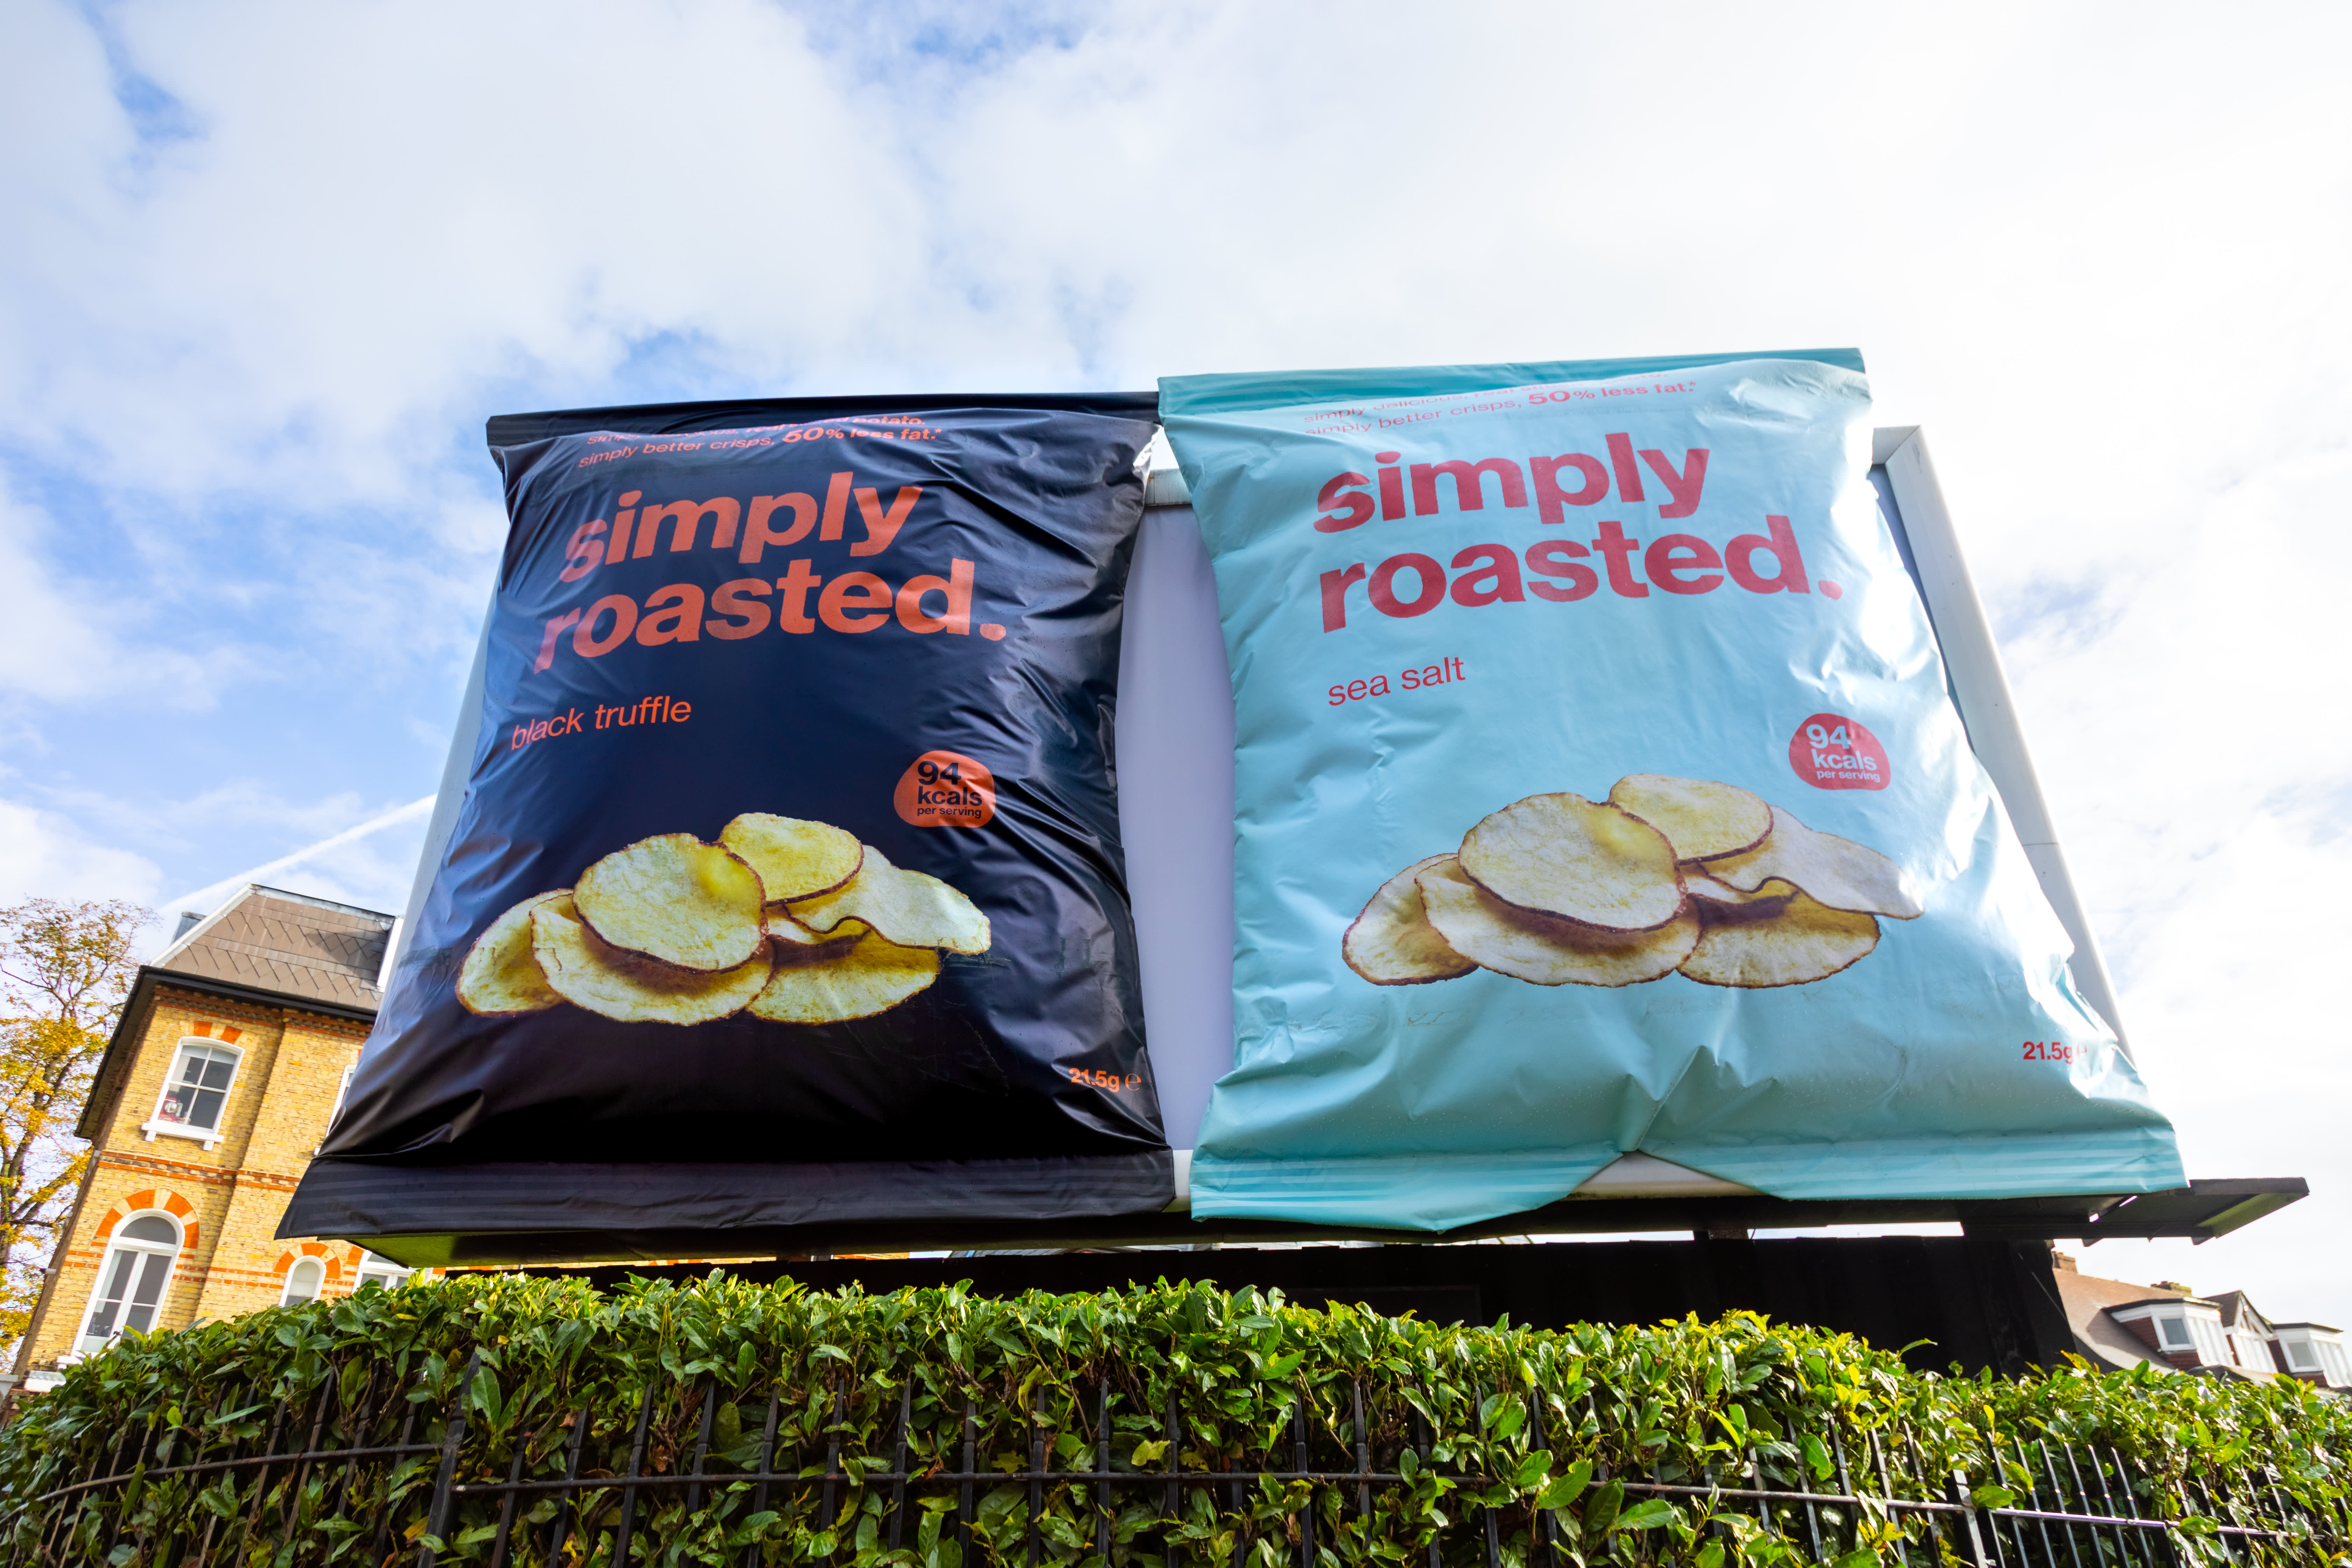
[1161,351,2180,1230]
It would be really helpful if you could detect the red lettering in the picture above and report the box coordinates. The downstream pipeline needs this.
[1589,521,1649,598]
[604,493,640,564]
[1368,553,1446,618]
[560,521,607,582]
[820,471,854,541]
[1639,448,1709,518]
[1448,543,1524,607]
[1524,541,1598,602]
[1321,564,1368,632]
[1726,514,1811,594]
[1315,472,1374,532]
[574,595,638,658]
[1375,453,1406,520]
[850,485,922,556]
[635,583,706,644]
[742,494,818,563]
[635,497,738,558]
[818,570,893,632]
[776,560,822,633]
[1644,534,1723,595]
[1530,453,1608,524]
[1605,434,1645,502]
[534,609,583,671]
[896,558,974,634]
[1410,457,1527,516]
[707,579,773,640]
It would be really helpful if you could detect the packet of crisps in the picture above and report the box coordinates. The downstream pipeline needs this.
[283,395,1170,1258]
[1160,352,2181,1230]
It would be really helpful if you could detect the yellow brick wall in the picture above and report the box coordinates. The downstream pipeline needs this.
[26,986,401,1369]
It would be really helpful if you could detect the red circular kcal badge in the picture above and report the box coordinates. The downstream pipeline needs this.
[895,749,997,827]
[1788,713,1890,791]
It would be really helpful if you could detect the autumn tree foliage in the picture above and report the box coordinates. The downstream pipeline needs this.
[0,899,148,1353]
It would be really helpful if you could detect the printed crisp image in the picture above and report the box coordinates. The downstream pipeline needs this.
[1345,774,1921,990]
[457,813,992,1025]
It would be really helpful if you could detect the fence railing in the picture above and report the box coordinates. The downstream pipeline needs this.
[7,1351,2344,1567]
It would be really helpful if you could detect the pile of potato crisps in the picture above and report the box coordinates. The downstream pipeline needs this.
[457,815,990,1025]
[1345,775,1921,991]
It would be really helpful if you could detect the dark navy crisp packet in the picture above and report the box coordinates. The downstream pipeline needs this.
[283,394,1170,1258]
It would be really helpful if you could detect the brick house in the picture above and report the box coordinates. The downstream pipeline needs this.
[10,885,412,1384]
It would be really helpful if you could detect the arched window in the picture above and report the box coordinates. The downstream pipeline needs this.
[79,1214,181,1354]
[281,1257,326,1306]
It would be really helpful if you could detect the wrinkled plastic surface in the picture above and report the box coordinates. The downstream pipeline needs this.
[283,401,1170,1240]
[1161,354,2181,1230]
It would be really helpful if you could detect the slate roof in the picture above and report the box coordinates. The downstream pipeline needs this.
[154,886,394,1009]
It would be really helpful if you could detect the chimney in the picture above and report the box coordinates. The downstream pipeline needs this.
[170,910,203,943]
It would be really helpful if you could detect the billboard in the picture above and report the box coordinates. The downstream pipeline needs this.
[284,354,2181,1261]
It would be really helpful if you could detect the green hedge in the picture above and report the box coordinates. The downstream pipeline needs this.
[3,1274,2347,1565]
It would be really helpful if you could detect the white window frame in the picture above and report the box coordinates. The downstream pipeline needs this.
[314,1058,361,1156]
[78,1211,182,1354]
[2155,1315,2192,1349]
[352,1251,411,1293]
[280,1256,327,1306]
[2275,1331,2349,1383]
[142,1037,245,1151]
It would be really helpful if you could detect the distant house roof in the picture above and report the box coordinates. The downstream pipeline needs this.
[2205,1291,2273,1335]
[77,886,395,1140]
[2054,1267,2192,1373]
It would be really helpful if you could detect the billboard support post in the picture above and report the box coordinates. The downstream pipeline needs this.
[1873,427,2133,1056]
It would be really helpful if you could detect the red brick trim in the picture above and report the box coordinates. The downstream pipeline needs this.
[92,1189,201,1250]
[94,1150,239,1188]
[273,1241,344,1286]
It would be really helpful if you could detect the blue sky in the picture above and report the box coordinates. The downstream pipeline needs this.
[5,1,2348,1318]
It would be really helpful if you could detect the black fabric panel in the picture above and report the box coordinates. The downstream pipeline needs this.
[519,1235,2070,1376]
[282,1150,1176,1241]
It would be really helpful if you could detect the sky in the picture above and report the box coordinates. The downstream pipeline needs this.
[4,2,2347,1323]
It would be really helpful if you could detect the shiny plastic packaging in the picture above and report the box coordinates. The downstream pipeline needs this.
[283,396,1170,1253]
[1161,354,2180,1229]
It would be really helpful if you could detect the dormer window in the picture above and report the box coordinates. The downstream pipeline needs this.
[143,1039,243,1150]
[2109,1298,2231,1365]
[2272,1326,2349,1385]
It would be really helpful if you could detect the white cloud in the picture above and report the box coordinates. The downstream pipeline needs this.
[0,797,162,908]
[0,493,234,709]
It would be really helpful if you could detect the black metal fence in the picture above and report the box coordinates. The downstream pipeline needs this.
[9,1351,2343,1567]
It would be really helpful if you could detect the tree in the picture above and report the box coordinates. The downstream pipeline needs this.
[0,899,149,1354]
